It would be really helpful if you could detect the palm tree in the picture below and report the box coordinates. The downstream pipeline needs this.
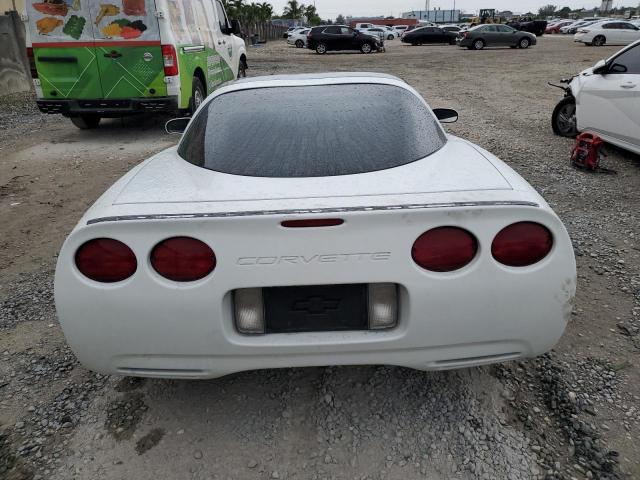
[258,2,273,21]
[283,0,305,19]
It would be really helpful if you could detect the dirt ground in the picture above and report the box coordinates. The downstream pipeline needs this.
[1,36,639,480]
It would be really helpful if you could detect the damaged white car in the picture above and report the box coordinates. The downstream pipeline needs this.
[552,39,640,154]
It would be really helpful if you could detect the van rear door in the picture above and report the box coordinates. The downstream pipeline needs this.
[27,1,103,100]
[90,0,167,99]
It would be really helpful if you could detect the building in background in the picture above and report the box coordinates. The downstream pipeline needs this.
[599,0,613,13]
[346,16,418,28]
[402,9,460,24]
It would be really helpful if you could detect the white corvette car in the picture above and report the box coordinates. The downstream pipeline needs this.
[55,73,576,379]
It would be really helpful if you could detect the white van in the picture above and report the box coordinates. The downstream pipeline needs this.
[24,0,247,128]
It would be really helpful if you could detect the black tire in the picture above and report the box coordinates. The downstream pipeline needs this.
[69,115,100,129]
[552,97,578,138]
[472,39,485,50]
[295,39,304,48]
[316,42,327,54]
[360,42,373,54]
[237,57,247,78]
[190,77,205,116]
[387,34,394,40]
[592,35,606,47]
[519,37,531,49]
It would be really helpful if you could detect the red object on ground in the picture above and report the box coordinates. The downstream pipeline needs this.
[571,132,604,171]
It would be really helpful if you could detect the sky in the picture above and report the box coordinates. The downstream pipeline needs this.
[269,0,640,19]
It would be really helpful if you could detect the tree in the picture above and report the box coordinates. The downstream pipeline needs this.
[283,0,305,19]
[557,6,572,18]
[538,4,557,17]
[304,5,321,25]
[335,14,345,24]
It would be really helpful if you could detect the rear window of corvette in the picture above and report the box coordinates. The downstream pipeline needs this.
[178,84,446,177]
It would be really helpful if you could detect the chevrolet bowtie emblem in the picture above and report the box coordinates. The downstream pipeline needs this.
[292,296,340,315]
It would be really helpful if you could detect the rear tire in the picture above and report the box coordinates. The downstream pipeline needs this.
[387,34,394,40]
[70,115,100,129]
[552,97,578,138]
[190,77,205,116]
[473,39,485,50]
[295,39,304,48]
[592,35,606,47]
[237,57,247,78]
[519,37,530,49]
[316,42,327,54]
[361,42,373,54]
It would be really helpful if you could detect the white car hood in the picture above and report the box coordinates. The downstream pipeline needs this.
[113,136,513,206]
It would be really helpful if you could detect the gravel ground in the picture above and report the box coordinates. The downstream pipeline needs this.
[1,36,639,480]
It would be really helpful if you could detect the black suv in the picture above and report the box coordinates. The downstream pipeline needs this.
[307,25,383,54]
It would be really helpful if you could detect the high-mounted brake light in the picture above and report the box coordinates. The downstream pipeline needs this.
[151,237,215,282]
[75,238,137,283]
[281,219,344,228]
[27,48,38,79]
[492,222,553,267]
[161,45,179,76]
[412,227,478,272]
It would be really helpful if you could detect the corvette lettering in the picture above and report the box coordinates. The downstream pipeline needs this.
[237,252,391,266]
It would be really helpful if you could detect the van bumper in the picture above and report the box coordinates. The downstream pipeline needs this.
[36,97,179,117]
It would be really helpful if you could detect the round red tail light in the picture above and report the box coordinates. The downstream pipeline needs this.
[412,227,478,272]
[492,222,553,267]
[151,237,216,282]
[75,238,137,283]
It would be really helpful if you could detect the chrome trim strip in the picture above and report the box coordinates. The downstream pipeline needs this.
[183,45,205,53]
[86,201,539,225]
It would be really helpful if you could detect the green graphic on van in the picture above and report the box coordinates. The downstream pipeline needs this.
[28,0,246,125]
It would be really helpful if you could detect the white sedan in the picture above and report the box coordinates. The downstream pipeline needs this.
[55,73,576,379]
[287,28,310,48]
[552,40,640,155]
[574,20,640,46]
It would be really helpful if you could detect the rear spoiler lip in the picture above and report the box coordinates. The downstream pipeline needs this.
[86,201,540,225]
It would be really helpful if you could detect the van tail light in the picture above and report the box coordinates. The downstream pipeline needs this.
[27,47,38,79]
[151,237,215,282]
[463,32,469,38]
[412,227,478,272]
[492,222,553,267]
[161,45,179,76]
[75,239,137,283]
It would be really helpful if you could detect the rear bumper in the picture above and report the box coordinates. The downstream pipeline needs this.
[36,97,179,116]
[55,204,576,379]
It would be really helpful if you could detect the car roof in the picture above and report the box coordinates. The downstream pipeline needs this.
[234,72,403,86]
[201,73,412,111]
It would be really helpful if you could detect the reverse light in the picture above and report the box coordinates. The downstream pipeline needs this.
[491,222,553,267]
[234,288,265,334]
[151,237,215,282]
[412,227,478,272]
[161,44,179,76]
[27,47,38,79]
[75,238,137,283]
[368,283,398,329]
